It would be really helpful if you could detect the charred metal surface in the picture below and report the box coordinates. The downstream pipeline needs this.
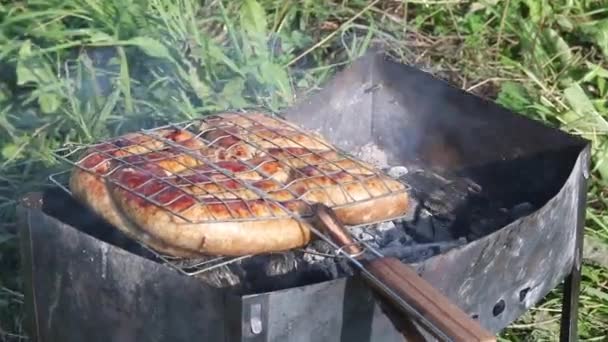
[18,51,590,341]
[243,276,406,342]
[18,203,228,342]
[411,146,590,332]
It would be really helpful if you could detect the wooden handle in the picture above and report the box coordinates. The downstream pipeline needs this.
[361,257,496,342]
[311,203,496,342]
[311,203,363,256]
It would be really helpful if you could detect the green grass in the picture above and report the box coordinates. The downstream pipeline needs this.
[1,0,607,340]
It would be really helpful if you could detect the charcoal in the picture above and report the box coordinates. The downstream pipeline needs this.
[264,253,298,276]
[396,169,479,241]
[193,264,242,289]
[380,224,411,247]
[465,201,537,240]
[402,209,442,242]
[313,258,341,279]
[302,240,337,262]
[350,221,398,246]
[467,210,513,240]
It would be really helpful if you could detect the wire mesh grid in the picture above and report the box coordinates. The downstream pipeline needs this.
[52,111,409,223]
[48,167,395,277]
[49,110,410,276]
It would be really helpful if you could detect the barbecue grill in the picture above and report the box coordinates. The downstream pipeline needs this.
[17,51,589,342]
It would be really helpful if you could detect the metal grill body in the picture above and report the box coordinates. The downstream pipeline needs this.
[17,52,589,342]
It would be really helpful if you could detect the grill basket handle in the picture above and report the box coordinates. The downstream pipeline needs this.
[312,204,496,342]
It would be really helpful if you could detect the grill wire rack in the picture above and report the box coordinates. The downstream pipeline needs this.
[48,111,412,277]
[48,169,405,277]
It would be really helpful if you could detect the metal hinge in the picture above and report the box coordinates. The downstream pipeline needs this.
[242,297,268,341]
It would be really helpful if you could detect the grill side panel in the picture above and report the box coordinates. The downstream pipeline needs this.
[243,277,406,342]
[18,206,227,342]
[412,144,591,332]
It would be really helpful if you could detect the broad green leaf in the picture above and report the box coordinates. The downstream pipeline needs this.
[464,13,485,34]
[583,286,608,302]
[563,84,608,181]
[188,65,212,100]
[515,21,552,73]
[240,0,267,38]
[496,81,531,112]
[16,41,56,86]
[1,143,19,160]
[296,78,309,89]
[560,110,580,126]
[38,92,61,114]
[240,0,268,58]
[598,77,606,96]
[543,28,572,66]
[582,62,608,82]
[220,78,248,108]
[125,37,172,59]
[88,31,114,43]
[116,47,133,113]
[17,39,33,58]
[556,15,574,32]
[579,19,608,59]
[207,43,244,77]
[564,84,598,118]
[16,42,38,85]
[259,61,292,102]
[523,0,552,23]
[94,86,121,134]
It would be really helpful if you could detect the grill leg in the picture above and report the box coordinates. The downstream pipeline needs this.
[560,266,582,342]
[560,153,589,342]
